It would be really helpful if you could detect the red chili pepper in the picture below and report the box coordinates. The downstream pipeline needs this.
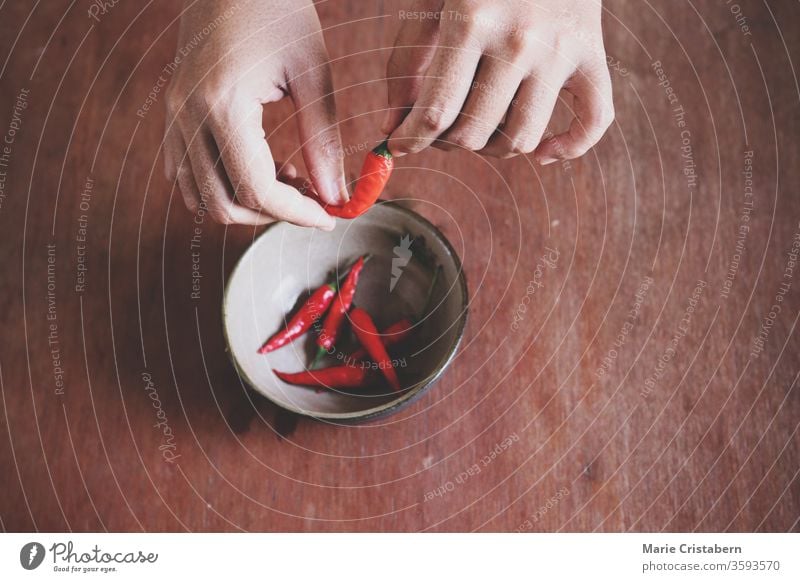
[349,307,401,391]
[257,283,336,354]
[285,142,392,219]
[325,141,393,219]
[348,318,414,361]
[347,265,441,361]
[315,255,367,361]
[274,365,372,389]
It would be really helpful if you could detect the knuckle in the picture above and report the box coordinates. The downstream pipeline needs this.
[182,82,227,115]
[235,189,260,209]
[393,138,424,155]
[184,89,206,113]
[509,138,535,156]
[244,178,284,211]
[551,35,568,59]
[566,143,590,158]
[460,18,481,37]
[165,87,184,116]
[450,132,487,151]
[208,205,233,224]
[460,6,492,34]
[543,134,573,159]
[583,113,614,145]
[419,108,448,133]
[232,174,265,203]
[401,142,423,155]
[200,84,227,111]
[182,192,199,212]
[200,189,232,224]
[600,104,615,130]
[507,28,536,58]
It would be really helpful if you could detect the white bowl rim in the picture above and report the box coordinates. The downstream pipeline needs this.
[222,200,469,422]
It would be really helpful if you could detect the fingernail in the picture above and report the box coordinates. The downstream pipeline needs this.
[538,157,558,166]
[331,180,349,204]
[387,141,406,158]
[320,216,336,231]
[314,180,337,205]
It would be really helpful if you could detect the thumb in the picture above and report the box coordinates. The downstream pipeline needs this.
[382,10,441,135]
[290,58,349,205]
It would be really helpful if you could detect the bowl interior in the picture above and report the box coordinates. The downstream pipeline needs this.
[223,202,467,420]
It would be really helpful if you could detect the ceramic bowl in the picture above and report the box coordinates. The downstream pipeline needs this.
[222,201,468,422]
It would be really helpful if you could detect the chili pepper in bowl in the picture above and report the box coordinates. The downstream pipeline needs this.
[257,283,336,354]
[274,365,373,389]
[349,307,401,391]
[348,318,414,362]
[257,257,362,354]
[313,255,367,364]
[348,265,441,361]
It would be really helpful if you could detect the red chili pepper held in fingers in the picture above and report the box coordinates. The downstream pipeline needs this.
[258,284,336,354]
[315,256,367,359]
[325,141,393,219]
[349,307,401,391]
[274,365,371,389]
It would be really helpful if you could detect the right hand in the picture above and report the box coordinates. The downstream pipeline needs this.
[382,0,614,162]
[164,0,348,228]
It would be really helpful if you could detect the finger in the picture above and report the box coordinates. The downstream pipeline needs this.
[164,122,200,212]
[479,72,566,158]
[382,10,441,135]
[276,161,297,180]
[163,120,181,183]
[205,100,335,230]
[288,59,349,206]
[180,125,276,226]
[386,26,482,156]
[534,65,614,164]
[205,99,277,209]
[438,56,525,152]
[257,178,337,230]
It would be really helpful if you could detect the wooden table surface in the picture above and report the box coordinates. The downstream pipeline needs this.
[1,0,798,532]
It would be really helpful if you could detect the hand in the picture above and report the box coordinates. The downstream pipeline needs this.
[164,0,348,228]
[382,0,614,162]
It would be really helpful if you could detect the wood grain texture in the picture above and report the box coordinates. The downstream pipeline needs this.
[0,0,798,532]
